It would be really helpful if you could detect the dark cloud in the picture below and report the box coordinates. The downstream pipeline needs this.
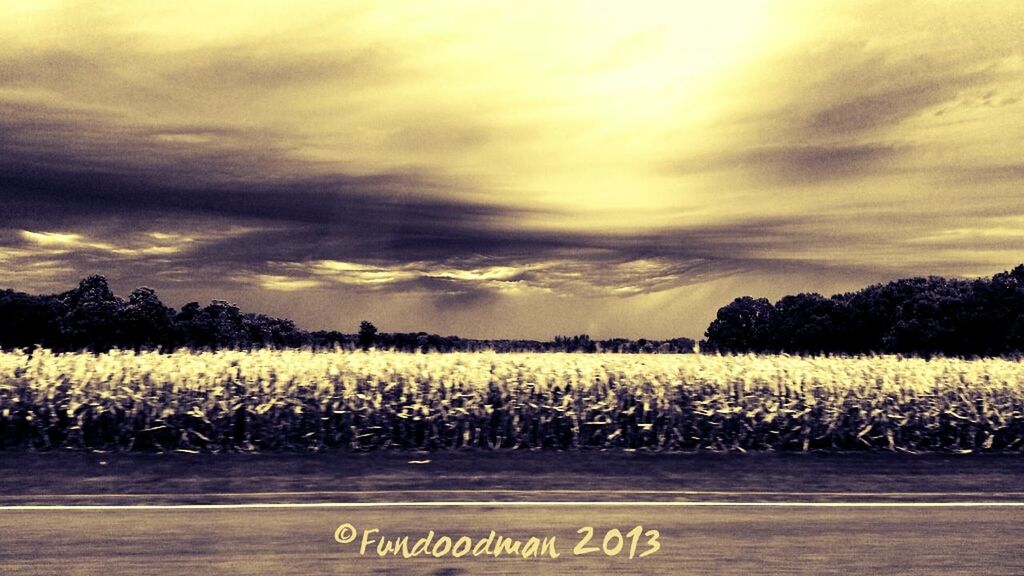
[3,1,1023,338]
[673,143,901,185]
[750,144,900,184]
[2,118,1017,311]
[669,41,1000,185]
[939,163,1024,186]
[0,132,817,301]
[799,49,987,138]
[0,106,808,277]
[0,12,493,179]
[0,166,464,227]
[0,98,292,186]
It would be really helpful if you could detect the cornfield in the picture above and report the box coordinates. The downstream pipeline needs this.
[1,348,1023,453]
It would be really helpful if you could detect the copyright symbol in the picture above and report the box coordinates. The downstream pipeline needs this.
[334,523,357,544]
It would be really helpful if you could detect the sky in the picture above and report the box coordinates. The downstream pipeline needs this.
[1,1,1023,339]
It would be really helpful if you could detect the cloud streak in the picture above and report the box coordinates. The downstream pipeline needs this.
[1,1,1023,338]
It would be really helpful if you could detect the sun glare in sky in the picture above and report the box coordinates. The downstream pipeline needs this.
[1,1,1023,338]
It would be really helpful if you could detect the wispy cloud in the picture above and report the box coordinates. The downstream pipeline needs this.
[250,275,327,293]
[21,230,183,256]
[1,1,1023,337]
[262,255,723,300]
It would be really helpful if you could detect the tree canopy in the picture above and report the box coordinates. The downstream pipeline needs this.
[0,275,694,353]
[703,265,1024,357]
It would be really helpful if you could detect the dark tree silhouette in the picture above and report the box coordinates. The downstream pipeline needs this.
[0,290,63,350]
[58,275,125,351]
[0,277,698,353]
[121,287,176,350]
[705,296,774,352]
[11,265,1024,357]
[704,264,1024,357]
[770,293,847,354]
[880,277,973,356]
[244,314,309,348]
[176,300,249,349]
[357,320,378,351]
[554,334,597,353]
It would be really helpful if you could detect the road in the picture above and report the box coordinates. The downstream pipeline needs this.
[2,502,1023,575]
[2,452,1024,574]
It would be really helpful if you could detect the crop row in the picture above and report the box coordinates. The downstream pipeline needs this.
[1,349,1023,452]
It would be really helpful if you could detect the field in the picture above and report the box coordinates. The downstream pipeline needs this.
[2,349,1023,453]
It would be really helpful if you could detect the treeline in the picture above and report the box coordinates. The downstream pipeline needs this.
[0,276,307,352]
[313,331,695,354]
[12,266,1024,357]
[704,264,1024,357]
[0,275,695,353]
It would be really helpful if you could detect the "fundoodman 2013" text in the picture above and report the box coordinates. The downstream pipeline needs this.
[333,523,661,559]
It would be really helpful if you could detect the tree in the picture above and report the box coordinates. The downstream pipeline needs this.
[881,277,975,356]
[0,290,63,349]
[176,300,249,349]
[770,293,847,354]
[244,314,309,348]
[554,334,597,353]
[58,275,125,351]
[358,320,378,351]
[120,287,176,350]
[973,268,1024,354]
[704,296,774,352]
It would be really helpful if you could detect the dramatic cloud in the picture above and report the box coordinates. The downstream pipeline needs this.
[1,1,1022,338]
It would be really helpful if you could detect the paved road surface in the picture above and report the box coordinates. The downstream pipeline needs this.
[3,452,1024,575]
[3,502,1023,575]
